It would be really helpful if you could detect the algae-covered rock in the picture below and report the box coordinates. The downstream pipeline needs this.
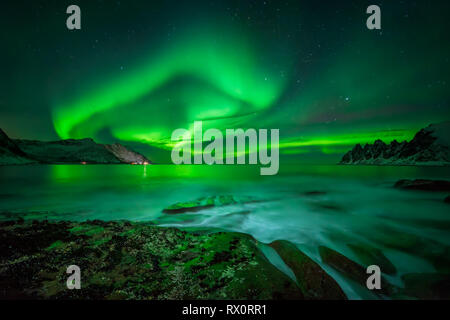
[269,240,346,300]
[0,220,303,300]
[162,195,262,214]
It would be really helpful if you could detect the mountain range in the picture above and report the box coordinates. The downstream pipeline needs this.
[0,128,151,165]
[340,122,450,166]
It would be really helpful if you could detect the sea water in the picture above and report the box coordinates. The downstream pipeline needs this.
[1,164,449,299]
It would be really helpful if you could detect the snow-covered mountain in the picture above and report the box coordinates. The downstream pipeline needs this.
[340,122,450,166]
[0,128,151,165]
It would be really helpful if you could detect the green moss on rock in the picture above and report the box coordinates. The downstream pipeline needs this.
[162,195,261,214]
[0,220,303,300]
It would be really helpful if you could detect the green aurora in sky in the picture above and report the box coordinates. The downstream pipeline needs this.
[1,0,449,163]
[52,25,288,144]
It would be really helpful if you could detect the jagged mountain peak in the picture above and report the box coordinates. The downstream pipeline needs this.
[340,122,450,166]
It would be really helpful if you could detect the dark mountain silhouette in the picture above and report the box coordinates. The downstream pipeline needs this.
[340,122,450,166]
[0,128,151,165]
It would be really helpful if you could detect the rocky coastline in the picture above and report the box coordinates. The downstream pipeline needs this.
[1,217,449,300]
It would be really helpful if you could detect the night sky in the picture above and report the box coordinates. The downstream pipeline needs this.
[1,0,449,163]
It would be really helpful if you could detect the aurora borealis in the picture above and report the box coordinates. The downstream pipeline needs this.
[1,0,449,163]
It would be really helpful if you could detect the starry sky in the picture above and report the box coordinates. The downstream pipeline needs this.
[1,0,449,163]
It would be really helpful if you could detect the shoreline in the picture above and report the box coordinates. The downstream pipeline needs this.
[0,218,345,300]
[1,218,449,300]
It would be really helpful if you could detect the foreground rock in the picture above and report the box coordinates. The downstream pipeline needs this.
[394,179,450,191]
[319,245,450,299]
[0,219,305,299]
[163,195,262,214]
[340,122,450,166]
[355,224,450,274]
[401,273,450,300]
[319,246,394,297]
[270,240,346,300]
[0,128,151,165]
[347,244,396,275]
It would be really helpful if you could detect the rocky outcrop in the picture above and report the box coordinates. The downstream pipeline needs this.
[0,219,305,299]
[2,218,449,299]
[340,122,450,166]
[400,273,450,300]
[394,179,450,191]
[0,128,151,165]
[347,244,396,275]
[162,195,263,214]
[269,240,346,300]
[319,246,394,297]
[319,245,450,299]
